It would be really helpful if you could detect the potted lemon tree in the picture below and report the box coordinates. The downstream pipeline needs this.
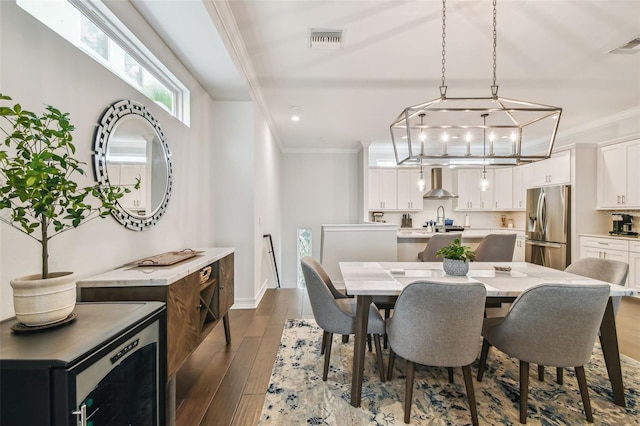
[0,94,130,326]
[436,238,475,276]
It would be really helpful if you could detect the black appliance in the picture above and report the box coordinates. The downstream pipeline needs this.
[0,302,166,426]
[435,225,466,233]
[610,213,637,236]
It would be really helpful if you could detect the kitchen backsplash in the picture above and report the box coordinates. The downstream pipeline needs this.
[373,200,526,230]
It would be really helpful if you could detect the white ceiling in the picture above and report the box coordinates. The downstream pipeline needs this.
[133,0,640,153]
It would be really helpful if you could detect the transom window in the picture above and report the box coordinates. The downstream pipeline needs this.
[17,0,190,125]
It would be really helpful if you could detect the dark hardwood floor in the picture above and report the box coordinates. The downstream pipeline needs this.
[175,289,640,426]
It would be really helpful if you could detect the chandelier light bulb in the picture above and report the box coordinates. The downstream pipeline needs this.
[420,131,426,142]
[489,131,495,142]
[480,169,489,191]
[511,131,517,142]
[442,131,448,142]
[466,131,471,142]
[290,106,301,122]
[417,174,426,192]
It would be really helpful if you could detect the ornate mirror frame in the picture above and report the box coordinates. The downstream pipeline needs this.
[93,100,173,231]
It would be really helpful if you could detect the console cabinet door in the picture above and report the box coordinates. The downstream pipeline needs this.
[219,252,235,314]
[167,273,200,376]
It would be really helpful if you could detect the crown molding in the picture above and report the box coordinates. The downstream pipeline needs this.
[203,0,283,151]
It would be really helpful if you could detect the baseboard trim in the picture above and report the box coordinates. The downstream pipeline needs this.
[230,280,269,309]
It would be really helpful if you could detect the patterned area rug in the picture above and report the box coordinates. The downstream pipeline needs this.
[259,319,640,425]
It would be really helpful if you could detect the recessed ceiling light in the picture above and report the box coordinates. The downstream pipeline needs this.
[290,106,301,122]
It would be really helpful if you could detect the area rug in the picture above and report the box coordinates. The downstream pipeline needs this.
[259,319,640,425]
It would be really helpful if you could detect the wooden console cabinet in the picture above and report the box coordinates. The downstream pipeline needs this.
[77,248,234,425]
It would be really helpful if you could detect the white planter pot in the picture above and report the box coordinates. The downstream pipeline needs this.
[443,258,469,276]
[10,272,77,326]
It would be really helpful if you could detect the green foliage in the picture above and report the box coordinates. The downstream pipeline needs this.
[435,238,476,261]
[0,94,129,278]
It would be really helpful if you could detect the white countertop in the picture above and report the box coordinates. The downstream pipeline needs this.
[580,233,639,241]
[77,247,234,288]
[397,228,525,240]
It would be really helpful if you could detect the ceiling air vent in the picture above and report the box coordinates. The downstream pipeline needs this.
[309,29,343,50]
[609,36,640,55]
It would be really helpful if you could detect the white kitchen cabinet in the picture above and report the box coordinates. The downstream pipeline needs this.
[493,168,513,210]
[597,139,640,209]
[528,150,571,187]
[107,164,147,213]
[397,169,424,210]
[513,235,526,261]
[580,236,630,268]
[368,169,397,210]
[456,169,483,210]
[630,241,640,291]
[511,165,527,210]
[456,169,497,211]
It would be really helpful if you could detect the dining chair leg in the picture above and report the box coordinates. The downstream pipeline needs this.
[462,365,479,426]
[537,365,545,381]
[367,334,372,352]
[447,367,454,384]
[373,334,385,382]
[383,308,391,348]
[323,332,333,381]
[520,360,530,424]
[556,367,563,385]
[575,366,594,422]
[387,349,396,381]
[477,339,491,381]
[404,361,415,424]
[321,331,326,355]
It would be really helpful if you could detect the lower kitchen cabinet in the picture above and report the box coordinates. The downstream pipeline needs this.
[579,236,630,286]
[630,241,640,291]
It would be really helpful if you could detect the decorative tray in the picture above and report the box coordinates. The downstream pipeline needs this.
[127,249,203,267]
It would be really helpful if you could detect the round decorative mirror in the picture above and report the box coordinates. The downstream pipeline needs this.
[93,100,173,231]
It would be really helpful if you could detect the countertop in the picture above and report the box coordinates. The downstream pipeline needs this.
[580,233,639,241]
[397,227,525,240]
[77,247,234,288]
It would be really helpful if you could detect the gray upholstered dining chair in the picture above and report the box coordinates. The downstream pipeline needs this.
[417,232,462,262]
[386,281,486,425]
[476,283,610,424]
[301,256,386,382]
[537,257,629,384]
[473,233,517,262]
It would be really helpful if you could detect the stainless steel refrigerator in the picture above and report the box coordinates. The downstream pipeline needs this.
[525,185,571,270]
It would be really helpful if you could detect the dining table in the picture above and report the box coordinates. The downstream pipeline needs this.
[339,261,638,408]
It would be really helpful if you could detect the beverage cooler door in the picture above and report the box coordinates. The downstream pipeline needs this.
[525,240,569,270]
[55,318,162,426]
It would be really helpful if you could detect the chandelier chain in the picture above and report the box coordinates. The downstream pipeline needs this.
[441,0,447,90]
[492,0,498,92]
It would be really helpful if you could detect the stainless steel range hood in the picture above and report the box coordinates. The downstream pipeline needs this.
[423,168,458,199]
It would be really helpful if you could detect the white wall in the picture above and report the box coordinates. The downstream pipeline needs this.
[210,101,281,307]
[280,152,360,288]
[0,1,227,319]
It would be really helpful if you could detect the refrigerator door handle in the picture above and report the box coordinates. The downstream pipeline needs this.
[540,191,547,236]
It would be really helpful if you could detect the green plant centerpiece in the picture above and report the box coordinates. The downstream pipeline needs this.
[0,94,130,326]
[435,238,475,276]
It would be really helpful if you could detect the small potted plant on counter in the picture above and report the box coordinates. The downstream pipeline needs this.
[0,94,131,327]
[436,238,475,276]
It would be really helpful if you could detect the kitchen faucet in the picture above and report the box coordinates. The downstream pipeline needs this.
[437,205,445,226]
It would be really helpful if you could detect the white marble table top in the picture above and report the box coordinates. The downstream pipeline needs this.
[339,261,637,298]
[77,247,234,287]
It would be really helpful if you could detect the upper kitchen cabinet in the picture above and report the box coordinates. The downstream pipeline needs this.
[368,169,397,210]
[493,168,513,210]
[527,150,571,187]
[397,169,424,211]
[597,139,640,209]
[511,165,527,210]
[456,169,494,210]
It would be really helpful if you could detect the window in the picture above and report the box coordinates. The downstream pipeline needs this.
[17,0,190,125]
[297,228,312,288]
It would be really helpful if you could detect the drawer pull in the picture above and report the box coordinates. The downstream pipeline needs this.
[199,266,212,284]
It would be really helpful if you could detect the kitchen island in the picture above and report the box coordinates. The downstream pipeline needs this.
[397,227,525,261]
